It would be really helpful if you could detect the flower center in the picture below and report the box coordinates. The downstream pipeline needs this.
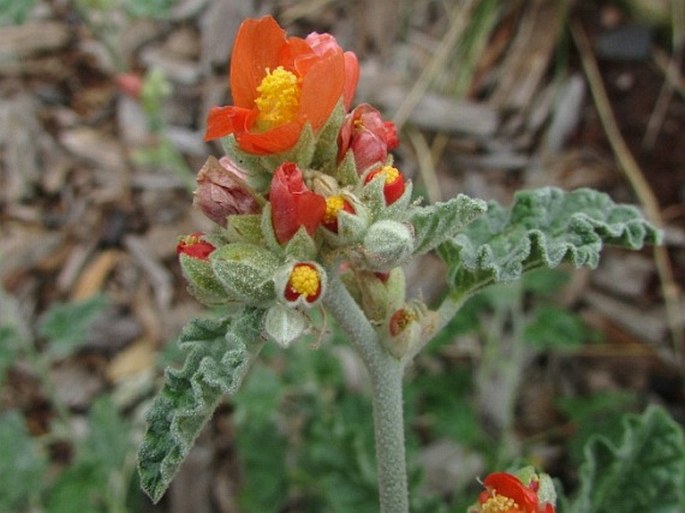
[380,165,400,185]
[288,264,321,299]
[481,494,523,513]
[324,195,346,224]
[255,66,300,130]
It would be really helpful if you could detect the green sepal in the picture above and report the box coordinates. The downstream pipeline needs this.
[211,243,280,305]
[226,214,265,244]
[179,253,234,305]
[360,174,414,222]
[260,203,285,255]
[570,405,685,513]
[321,199,370,247]
[284,227,318,261]
[137,310,267,503]
[438,187,662,300]
[335,150,361,187]
[264,303,309,348]
[311,101,345,173]
[409,194,487,255]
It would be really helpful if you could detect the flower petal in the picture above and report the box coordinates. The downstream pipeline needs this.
[299,50,345,131]
[482,473,539,512]
[204,105,253,141]
[230,16,288,107]
[236,121,303,155]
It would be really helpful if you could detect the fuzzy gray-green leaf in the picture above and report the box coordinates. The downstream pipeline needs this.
[137,309,266,503]
[409,194,486,255]
[570,405,685,513]
[438,187,661,299]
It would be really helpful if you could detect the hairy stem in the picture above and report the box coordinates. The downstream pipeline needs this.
[324,271,409,513]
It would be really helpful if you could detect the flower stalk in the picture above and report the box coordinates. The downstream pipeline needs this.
[324,269,409,513]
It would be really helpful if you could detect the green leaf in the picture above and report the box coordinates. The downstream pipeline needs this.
[137,309,266,503]
[37,295,108,359]
[0,412,47,511]
[409,194,487,255]
[438,187,661,299]
[571,405,685,513]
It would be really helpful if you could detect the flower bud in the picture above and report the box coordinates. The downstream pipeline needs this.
[193,156,261,227]
[469,470,556,513]
[338,104,398,173]
[270,162,327,244]
[176,232,215,260]
[361,220,413,271]
[364,165,406,205]
[211,243,280,305]
[276,261,326,308]
[176,233,229,305]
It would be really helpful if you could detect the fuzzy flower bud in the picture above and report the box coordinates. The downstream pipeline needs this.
[176,233,232,305]
[361,220,413,271]
[364,165,406,205]
[210,243,280,304]
[194,156,261,227]
[338,104,398,173]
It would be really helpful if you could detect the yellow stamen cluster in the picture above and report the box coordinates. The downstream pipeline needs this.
[481,494,522,513]
[380,165,400,185]
[324,195,346,224]
[255,66,301,129]
[288,265,320,298]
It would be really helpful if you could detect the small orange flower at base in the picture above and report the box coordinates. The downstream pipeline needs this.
[284,263,323,304]
[389,308,416,336]
[475,473,555,513]
[322,195,354,233]
[365,165,406,205]
[176,233,215,260]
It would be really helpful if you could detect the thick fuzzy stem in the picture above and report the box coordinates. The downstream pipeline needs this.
[324,271,409,513]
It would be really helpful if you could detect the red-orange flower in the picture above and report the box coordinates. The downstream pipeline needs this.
[365,165,406,205]
[176,233,215,260]
[205,16,359,155]
[476,473,555,513]
[284,262,323,304]
[270,162,327,244]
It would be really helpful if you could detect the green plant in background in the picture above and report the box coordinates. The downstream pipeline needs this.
[0,292,141,513]
[136,14,683,513]
[0,0,37,25]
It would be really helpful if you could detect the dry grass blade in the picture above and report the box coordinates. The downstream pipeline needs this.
[392,0,479,130]
[571,20,684,365]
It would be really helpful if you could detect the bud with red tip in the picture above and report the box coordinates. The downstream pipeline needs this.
[176,232,215,260]
[322,195,355,233]
[364,165,406,205]
[470,470,556,513]
[338,104,398,173]
[269,162,327,244]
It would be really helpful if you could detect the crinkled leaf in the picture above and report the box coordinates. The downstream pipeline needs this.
[570,405,685,513]
[409,194,486,255]
[438,187,661,299]
[138,309,266,503]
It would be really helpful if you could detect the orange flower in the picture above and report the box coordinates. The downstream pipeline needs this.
[476,473,555,513]
[205,16,359,155]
